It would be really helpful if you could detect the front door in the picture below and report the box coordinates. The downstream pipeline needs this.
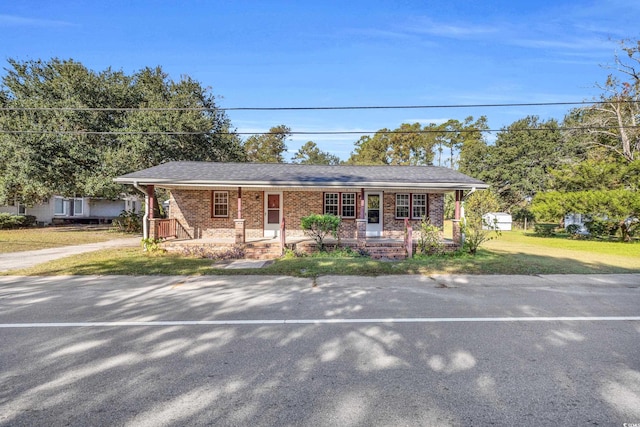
[365,192,382,237]
[264,192,282,238]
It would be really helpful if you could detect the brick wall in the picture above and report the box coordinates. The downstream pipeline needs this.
[282,191,323,237]
[170,189,263,239]
[169,189,445,240]
[383,192,444,238]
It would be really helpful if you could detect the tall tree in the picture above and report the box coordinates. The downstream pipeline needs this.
[291,141,340,165]
[347,122,436,165]
[577,40,640,162]
[243,125,290,163]
[450,116,489,172]
[472,116,581,209]
[0,58,243,205]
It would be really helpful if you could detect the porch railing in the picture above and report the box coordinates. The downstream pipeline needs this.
[154,218,192,240]
[156,218,176,239]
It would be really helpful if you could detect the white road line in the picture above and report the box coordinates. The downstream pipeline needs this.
[1,316,640,328]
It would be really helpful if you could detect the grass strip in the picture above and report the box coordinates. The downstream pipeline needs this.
[0,227,134,253]
[4,246,638,277]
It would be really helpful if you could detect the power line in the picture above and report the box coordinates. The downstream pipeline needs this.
[0,126,637,136]
[0,100,638,112]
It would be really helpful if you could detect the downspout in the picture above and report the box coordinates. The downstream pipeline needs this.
[460,187,477,220]
[132,181,149,240]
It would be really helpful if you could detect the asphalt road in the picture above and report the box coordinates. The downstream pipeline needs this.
[0,274,639,426]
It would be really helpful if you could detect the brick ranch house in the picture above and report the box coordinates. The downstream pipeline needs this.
[115,161,487,258]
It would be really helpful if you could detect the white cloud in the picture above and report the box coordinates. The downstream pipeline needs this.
[0,14,72,27]
[405,19,498,38]
[508,36,615,52]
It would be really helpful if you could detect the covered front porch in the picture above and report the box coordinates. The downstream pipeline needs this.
[152,217,461,260]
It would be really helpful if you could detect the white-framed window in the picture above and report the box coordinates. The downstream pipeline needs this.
[54,197,66,215]
[212,191,228,217]
[395,193,429,219]
[73,198,84,216]
[412,194,427,219]
[395,194,410,218]
[324,192,356,217]
[324,193,339,216]
[341,193,356,218]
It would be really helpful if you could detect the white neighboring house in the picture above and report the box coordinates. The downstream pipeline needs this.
[0,195,140,225]
[482,212,513,231]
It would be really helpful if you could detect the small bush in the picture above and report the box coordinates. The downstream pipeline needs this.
[534,223,557,236]
[141,238,165,253]
[282,248,306,259]
[463,217,501,255]
[585,218,619,238]
[416,216,444,255]
[565,224,581,236]
[112,210,142,233]
[0,213,37,229]
[22,215,37,227]
[300,213,341,250]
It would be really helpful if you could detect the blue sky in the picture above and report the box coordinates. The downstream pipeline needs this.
[1,0,639,160]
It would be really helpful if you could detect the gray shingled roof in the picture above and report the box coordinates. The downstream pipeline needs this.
[115,161,487,189]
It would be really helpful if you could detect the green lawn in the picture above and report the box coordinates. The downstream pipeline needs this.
[4,229,639,276]
[0,226,136,253]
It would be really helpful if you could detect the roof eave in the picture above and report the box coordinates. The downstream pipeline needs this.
[114,177,488,190]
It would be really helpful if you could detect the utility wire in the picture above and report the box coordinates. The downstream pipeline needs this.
[0,126,637,136]
[0,100,638,112]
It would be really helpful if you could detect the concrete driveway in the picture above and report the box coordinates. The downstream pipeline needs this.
[0,237,140,272]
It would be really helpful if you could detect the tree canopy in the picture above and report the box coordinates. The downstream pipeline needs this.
[531,189,640,241]
[291,141,340,165]
[243,125,290,163]
[0,58,243,205]
[463,116,583,210]
[576,40,640,163]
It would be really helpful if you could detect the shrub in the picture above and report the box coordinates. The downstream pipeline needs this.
[282,248,306,259]
[300,213,341,250]
[0,213,36,229]
[112,210,142,233]
[534,223,557,236]
[584,218,619,239]
[565,224,583,238]
[462,217,501,255]
[416,216,444,255]
[141,238,164,253]
[461,191,502,255]
[22,215,37,227]
[0,213,21,229]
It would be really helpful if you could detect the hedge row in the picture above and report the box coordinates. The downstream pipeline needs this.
[0,213,37,229]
